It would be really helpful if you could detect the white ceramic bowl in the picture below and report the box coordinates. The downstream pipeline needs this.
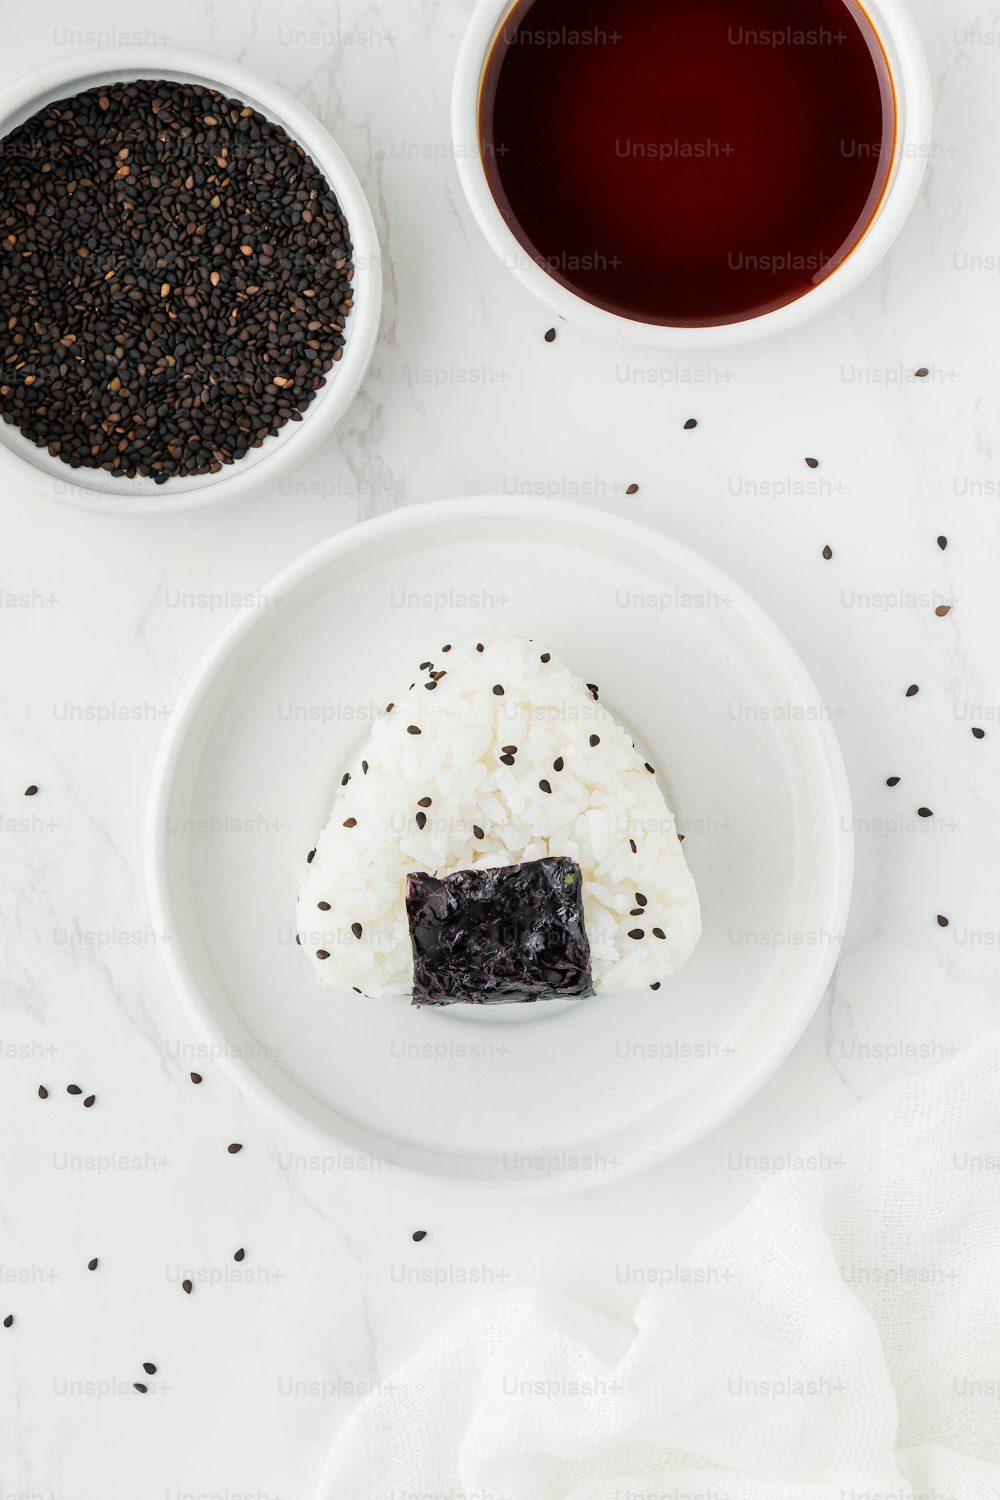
[0,48,382,514]
[452,0,932,348]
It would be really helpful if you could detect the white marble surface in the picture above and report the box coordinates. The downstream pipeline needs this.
[2,0,999,1496]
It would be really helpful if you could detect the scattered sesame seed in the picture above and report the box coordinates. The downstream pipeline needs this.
[425,681,438,690]
[652,928,666,939]
[650,982,661,990]
[343,817,357,828]
[822,545,833,560]
[539,779,552,794]
[629,839,637,854]
[683,418,697,430]
[590,734,600,747]
[935,605,951,617]
[318,901,331,911]
[906,685,919,697]
[886,776,900,787]
[307,849,316,863]
[553,757,564,772]
[937,535,947,550]
[190,1072,202,1084]
[500,754,515,766]
[407,725,421,735]
[182,1280,193,1295]
[234,1248,245,1263]
[67,1085,82,1095]
[972,727,985,739]
[2,1315,11,1329]
[628,929,645,940]
[626,483,639,495]
[937,914,949,927]
[341,773,350,786]
[472,825,485,840]
[540,653,551,663]
[412,1229,427,1241]
[88,1258,98,1271]
[442,644,452,653]
[362,762,369,774]
[644,762,655,774]
[316,949,330,960]
[476,643,484,652]
[419,662,432,671]
[915,367,929,378]
[351,922,363,939]
[83,1095,95,1108]
[805,456,819,469]
[418,796,432,807]
[37,1085,47,1099]
[918,807,933,818]
[502,746,517,755]
[492,684,504,696]
[630,907,643,916]
[24,785,38,797]
[635,893,647,906]
[431,670,446,681]
[386,703,394,714]
[587,683,599,699]
[415,812,427,830]
[227,1143,243,1154]
[134,1383,148,1394]
[143,1362,156,1375]
[544,327,556,342]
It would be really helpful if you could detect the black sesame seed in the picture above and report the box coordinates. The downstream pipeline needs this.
[2,1315,11,1329]
[540,653,551,663]
[886,776,900,787]
[341,773,350,786]
[419,662,432,671]
[24,785,38,797]
[502,746,517,755]
[37,1085,47,1099]
[88,1258,98,1271]
[644,762,655,775]
[937,535,948,550]
[822,545,833,560]
[190,1072,202,1084]
[351,922,363,939]
[234,1248,245,1263]
[553,757,564,772]
[386,704,395,714]
[227,1143,243,1154]
[972,727,985,739]
[650,982,661,990]
[629,839,637,854]
[630,908,643,916]
[626,483,639,495]
[539,779,552,794]
[472,825,485,840]
[587,683,599,699]
[307,849,316,863]
[143,1362,156,1375]
[590,734,600,747]
[412,1229,427,1241]
[635,893,647,906]
[683,418,698,430]
[918,807,933,818]
[937,914,949,927]
[915,367,929,378]
[407,725,421,735]
[343,817,357,828]
[182,1280,193,1295]
[628,929,645,940]
[134,1384,148,1394]
[906,685,919,697]
[415,811,427,830]
[805,457,820,469]
[83,1095,95,1108]
[67,1085,82,1095]
[318,901,331,911]
[492,685,504,696]
[652,928,666,939]
[425,681,438,691]
[362,761,369,774]
[442,644,452,653]
[500,754,515,766]
[418,796,432,807]
[544,327,556,342]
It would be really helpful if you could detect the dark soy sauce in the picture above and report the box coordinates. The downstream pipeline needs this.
[480,0,895,326]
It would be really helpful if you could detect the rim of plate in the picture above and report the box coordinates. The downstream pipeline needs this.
[0,47,382,515]
[145,498,855,1196]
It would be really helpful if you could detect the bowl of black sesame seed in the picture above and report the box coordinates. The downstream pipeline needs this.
[0,49,381,512]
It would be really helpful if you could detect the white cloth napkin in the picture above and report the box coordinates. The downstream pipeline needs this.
[319,1032,1000,1500]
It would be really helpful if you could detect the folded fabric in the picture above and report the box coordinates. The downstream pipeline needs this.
[320,1030,1000,1499]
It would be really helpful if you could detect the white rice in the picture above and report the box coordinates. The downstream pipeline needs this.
[297,636,701,997]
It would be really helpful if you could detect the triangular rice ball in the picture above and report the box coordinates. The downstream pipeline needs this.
[297,636,701,999]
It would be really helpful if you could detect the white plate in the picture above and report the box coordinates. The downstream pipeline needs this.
[146,498,853,1195]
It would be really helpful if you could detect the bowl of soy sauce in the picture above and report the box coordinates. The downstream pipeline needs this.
[452,0,931,346]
